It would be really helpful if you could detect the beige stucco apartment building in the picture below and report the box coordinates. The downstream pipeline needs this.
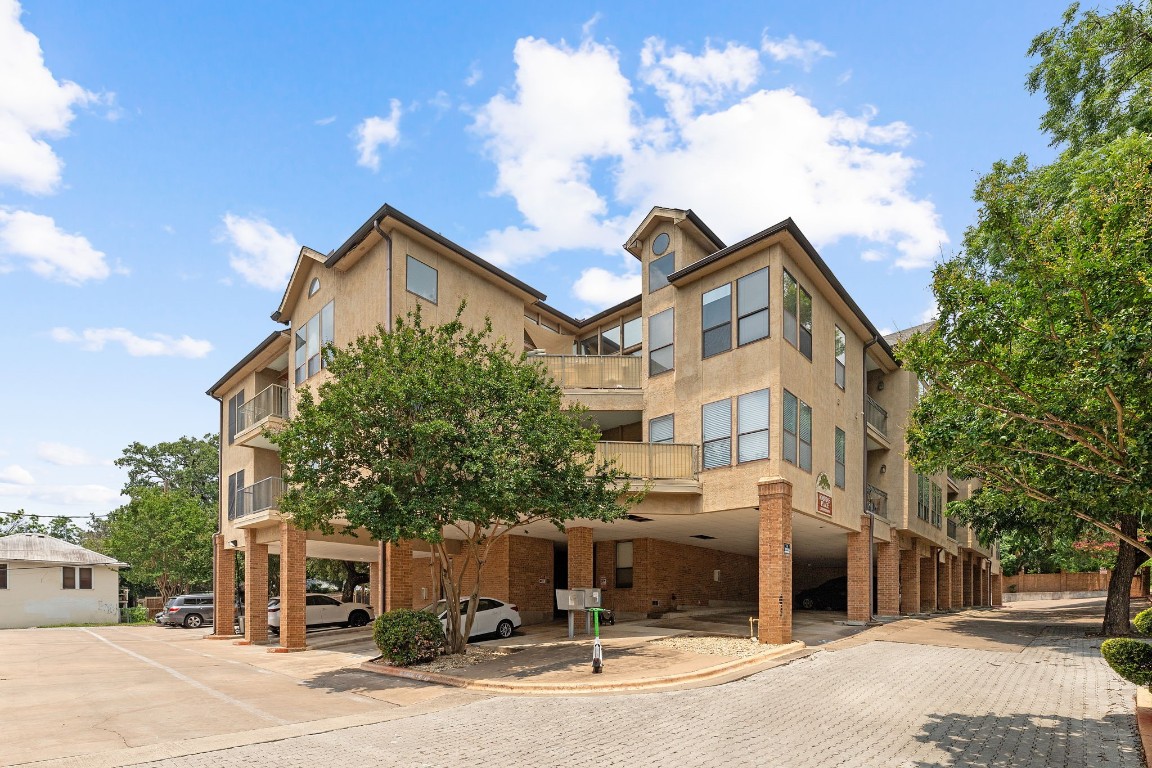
[206,203,1000,651]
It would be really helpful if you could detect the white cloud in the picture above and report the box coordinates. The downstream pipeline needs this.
[860,249,885,263]
[464,63,483,87]
[220,213,300,290]
[0,465,33,485]
[354,100,403,171]
[0,0,105,194]
[36,442,103,467]
[471,33,947,295]
[314,115,336,126]
[0,481,123,507]
[50,326,213,358]
[0,209,113,284]
[572,267,641,308]
[760,32,834,71]
[919,298,939,324]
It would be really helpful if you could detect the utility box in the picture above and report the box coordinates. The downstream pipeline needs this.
[555,588,603,611]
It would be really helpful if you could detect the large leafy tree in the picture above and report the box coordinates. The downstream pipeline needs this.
[273,306,638,653]
[0,510,83,544]
[115,434,220,506]
[99,487,216,601]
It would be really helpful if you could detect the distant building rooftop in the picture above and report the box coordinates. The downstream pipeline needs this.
[0,533,126,567]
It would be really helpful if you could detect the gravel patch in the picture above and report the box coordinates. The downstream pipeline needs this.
[649,633,767,657]
[401,646,513,673]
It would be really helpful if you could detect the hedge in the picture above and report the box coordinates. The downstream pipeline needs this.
[1133,607,1152,636]
[1101,638,1152,688]
[373,609,446,666]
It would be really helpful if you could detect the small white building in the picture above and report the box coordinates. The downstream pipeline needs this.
[0,533,127,629]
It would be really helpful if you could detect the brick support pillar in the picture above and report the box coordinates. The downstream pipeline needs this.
[385,540,413,612]
[243,529,268,644]
[937,553,953,611]
[950,553,963,609]
[899,546,921,614]
[919,551,937,613]
[369,542,384,614]
[991,572,1003,606]
[567,527,594,588]
[846,515,872,622]
[276,523,307,652]
[962,554,973,607]
[757,477,792,645]
[977,559,988,606]
[875,540,900,617]
[209,534,236,637]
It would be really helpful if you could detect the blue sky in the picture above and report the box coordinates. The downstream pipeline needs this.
[0,0,1073,521]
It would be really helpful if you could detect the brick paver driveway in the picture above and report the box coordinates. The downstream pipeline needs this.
[119,599,1140,768]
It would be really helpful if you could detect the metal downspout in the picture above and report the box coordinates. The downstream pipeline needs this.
[862,336,882,621]
[371,217,393,606]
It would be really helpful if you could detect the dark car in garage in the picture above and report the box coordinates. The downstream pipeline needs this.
[795,576,848,610]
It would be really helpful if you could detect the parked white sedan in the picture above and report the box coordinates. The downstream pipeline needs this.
[425,597,521,640]
[267,593,373,632]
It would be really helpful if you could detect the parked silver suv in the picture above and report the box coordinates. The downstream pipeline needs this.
[155,593,214,628]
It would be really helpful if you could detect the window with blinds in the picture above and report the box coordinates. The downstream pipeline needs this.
[702,284,732,358]
[738,389,770,462]
[649,308,674,376]
[835,427,846,488]
[737,268,769,345]
[649,414,674,444]
[783,389,812,471]
[702,399,732,469]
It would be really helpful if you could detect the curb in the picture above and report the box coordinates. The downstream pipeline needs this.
[357,641,806,694]
[1136,688,1152,767]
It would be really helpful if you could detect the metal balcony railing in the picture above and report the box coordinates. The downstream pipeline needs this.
[595,441,699,481]
[536,355,642,390]
[865,395,888,437]
[231,476,284,520]
[947,518,958,540]
[236,384,289,432]
[866,484,888,520]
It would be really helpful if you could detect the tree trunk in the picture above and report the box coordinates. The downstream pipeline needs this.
[340,561,369,602]
[1102,514,1147,636]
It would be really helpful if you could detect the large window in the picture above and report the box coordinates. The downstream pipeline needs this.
[649,252,675,292]
[62,567,93,590]
[783,270,813,359]
[649,308,674,376]
[834,327,846,389]
[573,315,643,357]
[406,255,438,303]
[616,541,634,588]
[737,268,769,345]
[737,389,770,463]
[702,399,732,469]
[227,390,245,444]
[622,316,642,352]
[227,469,245,519]
[917,474,931,521]
[576,335,598,355]
[649,414,674,444]
[294,301,334,385]
[834,427,846,489]
[932,482,943,528]
[701,284,732,358]
[783,390,813,471]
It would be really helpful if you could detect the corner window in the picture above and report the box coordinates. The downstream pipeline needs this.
[622,316,642,352]
[783,270,813,360]
[649,414,674,444]
[294,301,335,385]
[783,390,812,471]
[600,324,621,355]
[648,308,674,376]
[834,327,846,389]
[737,389,770,463]
[834,427,846,489]
[702,399,732,469]
[649,252,675,292]
[227,390,245,444]
[576,335,598,356]
[701,284,732,358]
[737,268,769,345]
[406,255,438,303]
[616,541,634,588]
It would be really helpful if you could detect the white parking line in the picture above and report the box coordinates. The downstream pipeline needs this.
[80,629,289,725]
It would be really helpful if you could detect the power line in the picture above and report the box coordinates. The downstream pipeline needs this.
[0,511,110,520]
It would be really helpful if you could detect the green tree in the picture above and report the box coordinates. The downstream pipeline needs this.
[307,558,370,602]
[99,487,216,601]
[0,510,83,544]
[115,434,220,506]
[273,306,639,653]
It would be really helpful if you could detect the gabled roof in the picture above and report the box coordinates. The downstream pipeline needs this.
[884,321,934,346]
[0,534,126,567]
[623,206,726,257]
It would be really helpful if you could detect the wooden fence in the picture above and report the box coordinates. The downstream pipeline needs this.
[1004,571,1149,597]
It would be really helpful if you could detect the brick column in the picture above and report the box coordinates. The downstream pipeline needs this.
[937,553,953,611]
[919,550,937,613]
[991,572,1003,606]
[209,534,236,637]
[276,522,307,652]
[846,515,872,622]
[567,527,594,588]
[385,540,413,612]
[369,542,384,614]
[875,540,900,617]
[757,477,792,645]
[977,559,988,606]
[962,554,973,607]
[242,529,268,644]
[950,553,963,609]
[899,545,920,614]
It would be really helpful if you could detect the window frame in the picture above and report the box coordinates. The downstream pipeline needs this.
[227,390,245,445]
[834,326,846,390]
[648,308,675,377]
[701,283,733,359]
[737,267,770,346]
[649,414,674,444]
[702,398,733,470]
[0,563,7,589]
[782,389,813,471]
[62,566,75,590]
[782,269,813,360]
[834,427,846,489]
[294,300,335,385]
[615,541,634,589]
[649,252,675,293]
[737,388,771,464]
[227,469,246,519]
[405,255,438,303]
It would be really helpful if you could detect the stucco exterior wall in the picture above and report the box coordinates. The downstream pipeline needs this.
[0,561,121,629]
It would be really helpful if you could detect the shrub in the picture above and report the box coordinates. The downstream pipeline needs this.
[373,609,446,666]
[1101,638,1152,688]
[1133,607,1152,636]
[121,606,149,624]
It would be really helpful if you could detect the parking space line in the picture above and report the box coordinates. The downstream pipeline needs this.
[80,629,289,725]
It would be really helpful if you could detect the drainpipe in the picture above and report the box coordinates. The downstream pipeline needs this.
[372,217,393,333]
[210,392,224,630]
[862,336,882,621]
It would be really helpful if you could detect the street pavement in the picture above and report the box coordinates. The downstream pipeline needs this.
[6,598,1144,768]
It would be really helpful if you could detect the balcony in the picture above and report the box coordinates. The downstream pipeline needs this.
[234,384,289,451]
[866,484,888,520]
[230,476,284,524]
[537,355,642,390]
[864,395,890,450]
[595,441,701,492]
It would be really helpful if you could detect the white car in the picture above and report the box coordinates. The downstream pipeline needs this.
[267,593,373,632]
[425,597,521,640]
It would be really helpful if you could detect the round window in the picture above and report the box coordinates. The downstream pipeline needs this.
[308,278,320,297]
[652,232,670,256]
